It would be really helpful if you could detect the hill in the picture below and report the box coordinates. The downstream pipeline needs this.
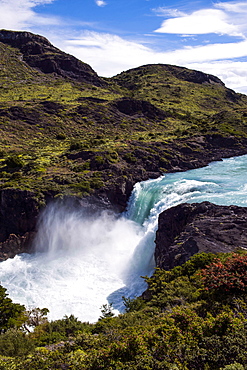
[0,29,247,256]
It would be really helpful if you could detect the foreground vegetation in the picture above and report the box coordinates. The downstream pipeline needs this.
[1,251,247,369]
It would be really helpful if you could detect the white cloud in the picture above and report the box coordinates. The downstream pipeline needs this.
[162,40,247,64]
[95,0,106,7]
[0,0,60,30]
[154,8,243,37]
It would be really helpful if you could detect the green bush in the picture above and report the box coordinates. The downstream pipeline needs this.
[35,315,92,346]
[0,329,34,357]
[122,296,146,313]
[221,363,244,370]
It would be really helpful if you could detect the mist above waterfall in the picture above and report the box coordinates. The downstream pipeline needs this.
[0,154,246,322]
[34,202,142,267]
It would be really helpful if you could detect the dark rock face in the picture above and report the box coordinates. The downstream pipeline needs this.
[94,134,247,212]
[114,98,167,120]
[0,106,41,125]
[155,202,247,270]
[0,232,35,262]
[0,189,40,260]
[0,29,105,86]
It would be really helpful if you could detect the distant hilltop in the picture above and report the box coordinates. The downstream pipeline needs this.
[0,29,105,85]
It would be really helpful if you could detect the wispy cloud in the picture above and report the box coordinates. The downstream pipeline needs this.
[0,0,60,30]
[154,2,247,38]
[95,0,107,7]
[153,7,186,17]
[215,2,247,13]
[63,31,247,70]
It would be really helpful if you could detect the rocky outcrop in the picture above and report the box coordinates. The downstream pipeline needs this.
[114,98,167,120]
[0,29,105,86]
[0,189,41,260]
[0,232,35,261]
[155,202,247,270]
[98,134,247,211]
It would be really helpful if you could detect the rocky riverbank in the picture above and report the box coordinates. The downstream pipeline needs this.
[155,201,247,270]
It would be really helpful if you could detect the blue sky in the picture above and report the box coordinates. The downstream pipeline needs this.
[0,0,247,94]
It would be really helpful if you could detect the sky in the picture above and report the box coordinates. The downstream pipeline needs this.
[0,0,247,94]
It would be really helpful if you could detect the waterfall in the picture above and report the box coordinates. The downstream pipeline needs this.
[0,154,246,322]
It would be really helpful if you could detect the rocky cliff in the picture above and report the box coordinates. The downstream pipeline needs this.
[0,189,40,261]
[155,201,247,270]
[0,30,105,86]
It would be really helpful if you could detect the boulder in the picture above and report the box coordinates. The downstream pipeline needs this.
[155,201,247,270]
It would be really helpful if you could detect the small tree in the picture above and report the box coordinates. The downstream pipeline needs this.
[0,285,25,332]
[22,307,49,332]
[99,303,115,319]
[122,296,145,313]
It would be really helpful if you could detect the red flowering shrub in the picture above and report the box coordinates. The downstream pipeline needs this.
[201,254,247,292]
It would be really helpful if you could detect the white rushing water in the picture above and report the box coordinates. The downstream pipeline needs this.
[0,154,247,322]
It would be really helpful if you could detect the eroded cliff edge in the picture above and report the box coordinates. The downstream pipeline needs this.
[155,201,247,270]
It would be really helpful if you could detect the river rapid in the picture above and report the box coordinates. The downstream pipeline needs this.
[0,154,247,322]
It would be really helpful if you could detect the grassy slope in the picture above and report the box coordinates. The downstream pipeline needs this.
[0,42,247,204]
[112,64,247,137]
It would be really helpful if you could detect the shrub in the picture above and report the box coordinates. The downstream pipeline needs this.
[0,329,34,357]
[221,363,244,370]
[56,133,66,140]
[69,140,83,151]
[201,254,247,293]
[5,155,24,169]
[122,296,145,313]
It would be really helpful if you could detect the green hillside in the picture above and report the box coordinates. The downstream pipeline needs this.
[0,30,247,207]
